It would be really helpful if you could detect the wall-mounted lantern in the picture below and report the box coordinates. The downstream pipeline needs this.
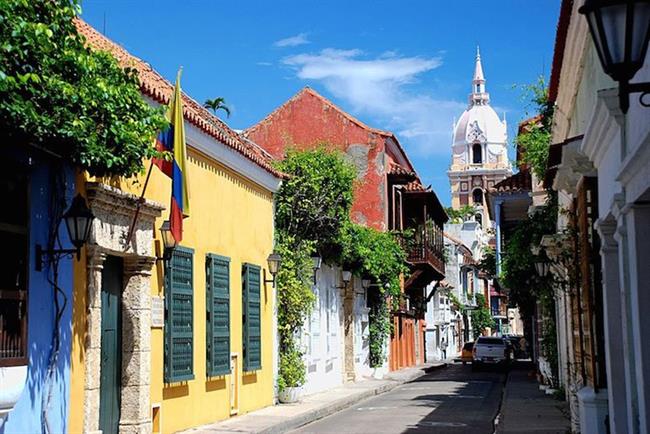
[337,269,352,288]
[157,220,178,262]
[264,251,282,287]
[534,248,552,278]
[580,0,650,113]
[36,194,94,271]
[311,253,322,285]
[361,279,371,290]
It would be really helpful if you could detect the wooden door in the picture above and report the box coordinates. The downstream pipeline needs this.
[99,256,123,434]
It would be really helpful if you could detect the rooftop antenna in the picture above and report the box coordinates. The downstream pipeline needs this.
[102,11,106,35]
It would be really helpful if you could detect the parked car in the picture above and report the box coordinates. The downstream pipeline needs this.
[461,342,474,364]
[472,336,511,370]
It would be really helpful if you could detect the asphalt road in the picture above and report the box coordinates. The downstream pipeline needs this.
[290,362,506,434]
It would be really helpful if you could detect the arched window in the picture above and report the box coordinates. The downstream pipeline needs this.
[472,189,483,204]
[472,143,482,164]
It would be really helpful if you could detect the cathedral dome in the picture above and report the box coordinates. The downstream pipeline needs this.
[453,104,507,146]
[452,47,507,147]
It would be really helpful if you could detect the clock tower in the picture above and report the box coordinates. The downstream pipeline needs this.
[448,48,512,227]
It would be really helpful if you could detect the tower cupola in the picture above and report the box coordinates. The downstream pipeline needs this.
[470,47,490,106]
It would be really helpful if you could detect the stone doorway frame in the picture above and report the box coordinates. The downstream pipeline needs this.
[82,183,164,434]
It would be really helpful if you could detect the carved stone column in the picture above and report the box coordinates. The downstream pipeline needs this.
[120,257,156,433]
[83,248,106,434]
[595,217,628,434]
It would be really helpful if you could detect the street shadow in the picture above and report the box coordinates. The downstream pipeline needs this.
[400,363,507,434]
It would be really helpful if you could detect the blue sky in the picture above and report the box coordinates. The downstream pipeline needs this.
[81,0,560,206]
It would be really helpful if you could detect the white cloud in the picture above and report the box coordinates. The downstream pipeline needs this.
[282,48,465,156]
[273,33,310,48]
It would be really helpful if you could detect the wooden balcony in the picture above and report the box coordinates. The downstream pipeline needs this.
[398,223,445,282]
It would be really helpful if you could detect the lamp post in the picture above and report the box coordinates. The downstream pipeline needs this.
[36,194,95,271]
[311,253,322,285]
[264,251,282,287]
[579,0,650,113]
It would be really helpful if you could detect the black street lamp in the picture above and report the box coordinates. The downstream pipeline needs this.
[580,0,650,112]
[36,194,95,271]
[534,249,552,278]
[311,253,322,285]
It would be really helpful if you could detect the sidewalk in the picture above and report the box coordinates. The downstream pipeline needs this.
[496,362,571,434]
[179,362,448,434]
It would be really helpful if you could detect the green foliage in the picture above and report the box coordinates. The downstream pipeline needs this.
[514,76,555,180]
[470,293,494,339]
[278,345,306,391]
[342,223,407,297]
[342,223,408,367]
[445,205,477,223]
[478,247,496,278]
[275,148,409,371]
[368,290,390,367]
[0,0,167,177]
[541,297,559,386]
[500,193,558,318]
[448,291,462,311]
[203,97,231,118]
[276,148,356,258]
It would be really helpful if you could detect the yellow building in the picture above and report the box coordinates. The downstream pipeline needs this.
[68,21,283,434]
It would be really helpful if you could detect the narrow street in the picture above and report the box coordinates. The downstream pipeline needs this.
[291,363,506,434]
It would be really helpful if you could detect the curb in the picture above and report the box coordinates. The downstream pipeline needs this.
[259,363,448,434]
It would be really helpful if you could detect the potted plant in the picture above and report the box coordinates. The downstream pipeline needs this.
[278,347,305,403]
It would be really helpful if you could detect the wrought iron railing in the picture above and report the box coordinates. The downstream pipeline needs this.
[397,223,445,275]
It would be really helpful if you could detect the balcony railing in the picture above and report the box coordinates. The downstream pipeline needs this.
[397,223,445,276]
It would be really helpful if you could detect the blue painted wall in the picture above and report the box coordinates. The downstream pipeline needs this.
[1,150,74,434]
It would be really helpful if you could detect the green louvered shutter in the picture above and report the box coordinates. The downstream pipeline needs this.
[242,263,261,371]
[206,254,231,377]
[164,246,195,383]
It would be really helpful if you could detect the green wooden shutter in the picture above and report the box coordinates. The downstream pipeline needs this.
[164,246,195,383]
[206,254,231,377]
[242,263,262,371]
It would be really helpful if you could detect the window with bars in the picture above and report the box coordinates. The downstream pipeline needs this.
[242,263,261,371]
[164,246,195,383]
[206,254,230,377]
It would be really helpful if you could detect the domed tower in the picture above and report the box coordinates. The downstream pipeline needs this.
[448,47,512,227]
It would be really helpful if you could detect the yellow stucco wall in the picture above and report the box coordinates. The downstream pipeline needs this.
[69,147,277,434]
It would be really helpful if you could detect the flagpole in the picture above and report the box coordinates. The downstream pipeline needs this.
[124,159,155,249]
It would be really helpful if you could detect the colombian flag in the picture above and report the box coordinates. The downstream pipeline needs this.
[154,69,190,243]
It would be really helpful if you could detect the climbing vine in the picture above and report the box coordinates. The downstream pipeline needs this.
[274,148,409,384]
[0,0,167,177]
[514,76,554,180]
[469,293,494,339]
[342,223,408,366]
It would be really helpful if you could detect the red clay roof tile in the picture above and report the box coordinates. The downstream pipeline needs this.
[74,19,284,179]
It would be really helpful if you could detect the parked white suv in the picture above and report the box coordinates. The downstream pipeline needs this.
[472,336,511,370]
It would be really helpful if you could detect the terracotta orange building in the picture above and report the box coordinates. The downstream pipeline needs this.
[245,87,447,371]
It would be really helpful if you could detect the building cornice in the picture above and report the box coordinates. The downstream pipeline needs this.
[551,1,590,144]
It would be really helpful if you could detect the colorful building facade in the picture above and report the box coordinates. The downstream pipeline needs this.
[67,21,283,434]
[0,152,75,434]
[246,88,447,374]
